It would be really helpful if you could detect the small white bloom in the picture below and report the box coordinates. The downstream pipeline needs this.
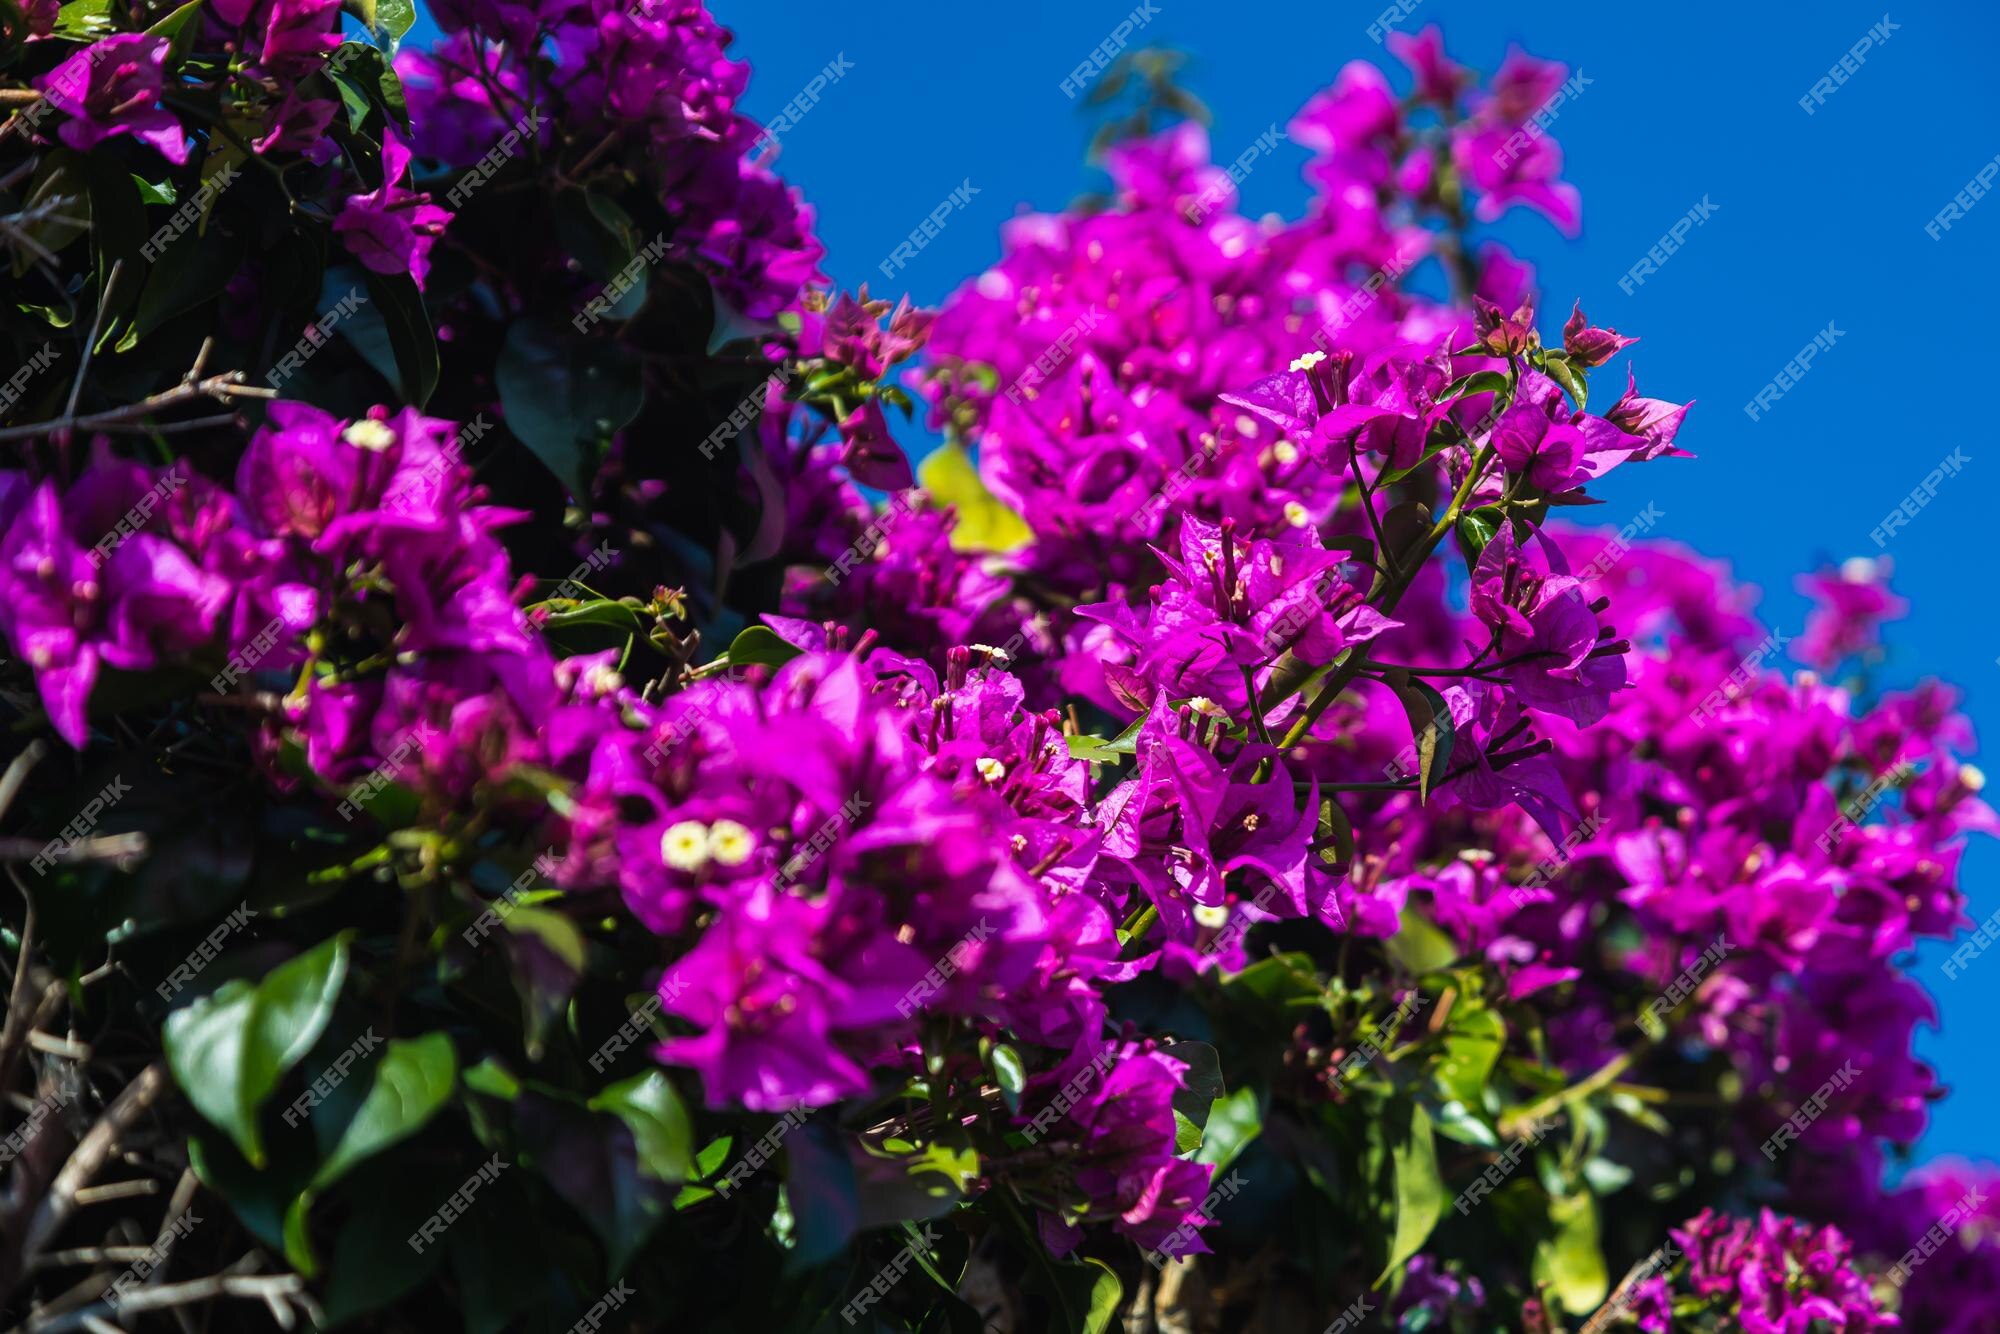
[661,821,710,872]
[342,419,398,452]
[707,819,755,866]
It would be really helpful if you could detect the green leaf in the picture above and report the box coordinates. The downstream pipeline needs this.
[318,1170,449,1326]
[310,1032,457,1192]
[339,0,374,30]
[1195,1086,1262,1173]
[131,175,176,206]
[852,1142,968,1229]
[185,1126,316,1260]
[323,44,410,131]
[1022,1255,1122,1334]
[362,269,439,408]
[1390,679,1455,802]
[917,442,1032,553]
[1456,505,1503,563]
[1385,909,1459,977]
[989,1043,1026,1115]
[1377,435,1455,487]
[164,933,352,1167]
[1533,1191,1609,1315]
[461,1057,520,1101]
[696,1135,734,1177]
[554,190,640,286]
[1433,1099,1499,1149]
[1439,369,1509,404]
[1376,1100,1444,1285]
[534,598,640,632]
[715,624,802,671]
[495,319,643,500]
[1173,1109,1204,1156]
[1314,794,1355,870]
[1543,353,1588,412]
[77,152,145,350]
[373,0,415,43]
[1435,1002,1505,1109]
[51,0,114,38]
[1159,1040,1224,1130]
[588,1071,693,1184]
[1223,952,1321,1006]
[123,222,239,349]
[783,1116,859,1266]
[144,0,206,63]
[519,1093,673,1272]
[326,57,376,130]
[1064,734,1123,765]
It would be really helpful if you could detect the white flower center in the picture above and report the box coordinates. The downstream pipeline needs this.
[707,819,754,866]
[661,821,710,872]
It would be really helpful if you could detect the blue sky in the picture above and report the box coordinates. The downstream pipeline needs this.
[421,1,2000,1165]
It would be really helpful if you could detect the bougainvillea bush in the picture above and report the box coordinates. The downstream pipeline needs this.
[0,3,1993,1329]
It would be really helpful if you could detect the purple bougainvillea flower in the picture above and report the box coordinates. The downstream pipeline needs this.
[1561,300,1637,366]
[254,0,341,79]
[1491,401,1587,491]
[332,130,453,287]
[36,35,188,164]
[835,399,913,490]
[1387,26,1465,105]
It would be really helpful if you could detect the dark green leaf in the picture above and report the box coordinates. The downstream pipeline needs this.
[1314,794,1354,870]
[144,0,206,63]
[588,1071,693,1184]
[783,1116,860,1267]
[1456,505,1503,563]
[1159,1040,1224,1129]
[1021,1255,1122,1334]
[1223,952,1321,1005]
[362,268,438,408]
[495,318,643,500]
[1376,1100,1443,1284]
[1544,353,1588,411]
[1389,679,1454,802]
[310,1031,457,1191]
[164,932,352,1166]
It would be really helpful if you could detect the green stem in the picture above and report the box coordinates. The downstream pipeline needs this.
[1500,1039,1651,1139]
[1278,441,1496,748]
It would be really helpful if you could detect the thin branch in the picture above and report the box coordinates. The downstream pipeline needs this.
[63,260,124,425]
[25,1269,318,1333]
[20,1060,171,1274]
[0,369,276,445]
[0,833,149,870]
[0,741,45,821]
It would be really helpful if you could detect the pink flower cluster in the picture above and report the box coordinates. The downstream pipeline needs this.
[7,12,1997,1303]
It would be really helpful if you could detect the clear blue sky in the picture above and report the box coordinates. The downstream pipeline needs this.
[428,1,2000,1167]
